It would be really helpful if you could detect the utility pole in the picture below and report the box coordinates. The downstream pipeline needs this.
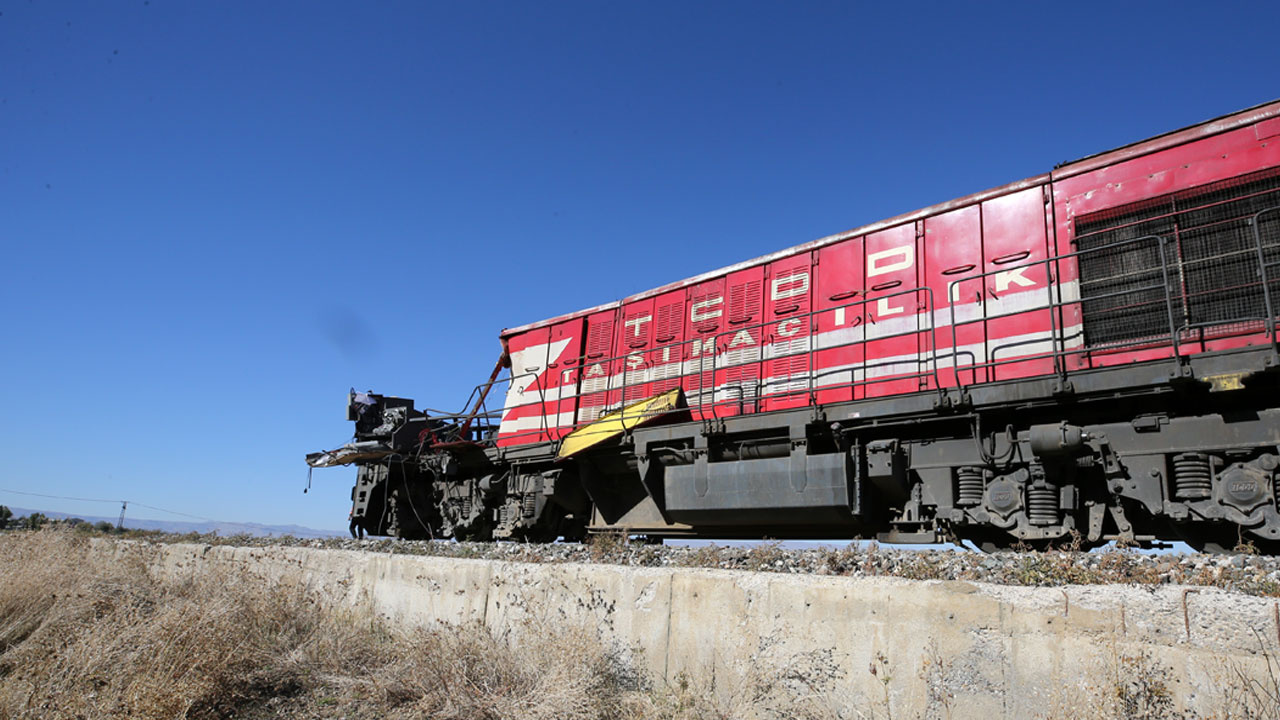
[117,501,127,531]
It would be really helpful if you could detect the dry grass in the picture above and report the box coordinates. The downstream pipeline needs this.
[0,529,363,719]
[7,529,1278,719]
[0,530,846,720]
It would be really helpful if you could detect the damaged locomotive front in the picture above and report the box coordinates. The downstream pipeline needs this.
[307,388,591,542]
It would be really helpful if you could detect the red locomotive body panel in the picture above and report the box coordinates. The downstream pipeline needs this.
[496,102,1280,447]
[498,319,583,445]
[1052,118,1280,369]
[684,276,725,419]
[760,251,814,412]
[812,235,864,405]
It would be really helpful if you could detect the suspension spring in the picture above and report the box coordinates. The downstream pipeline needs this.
[460,497,472,519]
[1026,483,1060,526]
[1172,453,1213,500]
[522,493,538,518]
[956,466,986,506]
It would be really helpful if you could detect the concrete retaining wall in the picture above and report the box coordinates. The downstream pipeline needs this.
[110,541,1280,717]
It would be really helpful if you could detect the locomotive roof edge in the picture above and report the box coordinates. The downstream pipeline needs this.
[499,98,1280,340]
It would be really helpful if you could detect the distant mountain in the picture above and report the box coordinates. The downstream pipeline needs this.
[2,506,344,539]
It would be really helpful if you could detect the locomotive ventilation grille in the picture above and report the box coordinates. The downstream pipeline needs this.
[1074,167,1280,347]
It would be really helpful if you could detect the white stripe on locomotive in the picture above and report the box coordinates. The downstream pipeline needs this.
[499,278,1082,434]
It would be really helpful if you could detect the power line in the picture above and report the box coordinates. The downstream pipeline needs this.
[129,501,226,523]
[0,487,264,531]
[0,488,123,505]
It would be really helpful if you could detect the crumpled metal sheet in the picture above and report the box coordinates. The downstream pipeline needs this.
[557,388,687,459]
[305,444,393,468]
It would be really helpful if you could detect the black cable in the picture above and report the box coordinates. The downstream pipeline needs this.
[0,487,266,532]
[383,454,435,541]
[0,488,122,505]
[972,415,1016,466]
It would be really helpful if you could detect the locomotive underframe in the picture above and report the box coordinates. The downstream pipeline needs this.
[342,343,1280,552]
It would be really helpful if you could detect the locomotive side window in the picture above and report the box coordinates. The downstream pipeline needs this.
[1074,167,1280,347]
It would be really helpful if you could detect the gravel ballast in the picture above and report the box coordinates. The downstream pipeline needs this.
[133,532,1280,598]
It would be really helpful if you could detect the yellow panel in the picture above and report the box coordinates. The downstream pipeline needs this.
[558,388,687,459]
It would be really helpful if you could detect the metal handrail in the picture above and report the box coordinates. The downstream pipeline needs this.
[481,205,1280,447]
[1250,206,1280,355]
[492,286,945,445]
[944,234,1181,389]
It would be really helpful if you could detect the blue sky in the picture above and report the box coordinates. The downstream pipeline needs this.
[3,1,1278,532]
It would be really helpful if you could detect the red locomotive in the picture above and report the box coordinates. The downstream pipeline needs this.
[311,100,1280,552]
